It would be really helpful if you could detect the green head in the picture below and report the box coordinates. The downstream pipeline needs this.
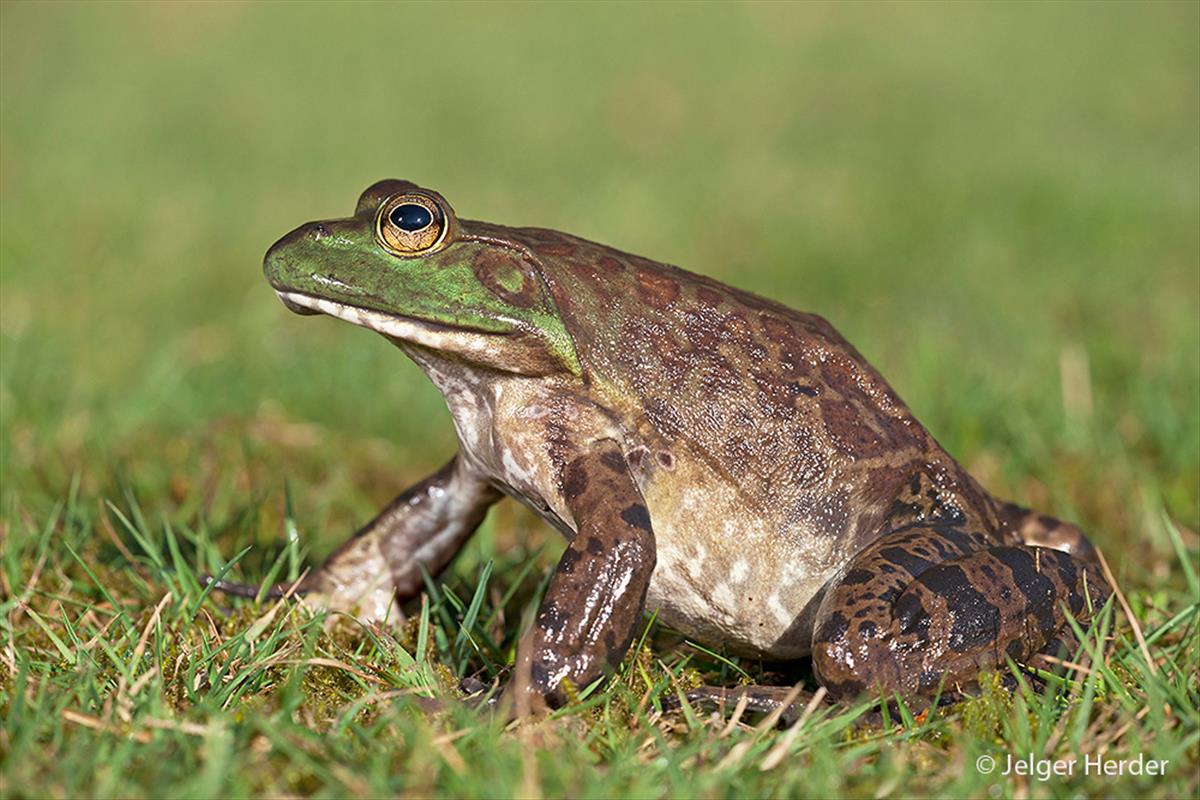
[264,180,579,375]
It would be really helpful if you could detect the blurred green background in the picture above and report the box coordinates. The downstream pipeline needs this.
[1,1,1197,579]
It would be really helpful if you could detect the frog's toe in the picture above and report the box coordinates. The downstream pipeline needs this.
[995,500,1101,566]
[459,678,507,718]
[663,684,818,727]
[201,574,299,600]
[459,675,495,697]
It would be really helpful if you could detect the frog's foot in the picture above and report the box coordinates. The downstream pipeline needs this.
[662,685,818,727]
[994,499,1099,566]
[811,523,1110,703]
[206,454,501,627]
[294,575,405,626]
[203,569,404,626]
[203,524,406,625]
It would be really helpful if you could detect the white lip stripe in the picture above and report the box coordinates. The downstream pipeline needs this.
[277,290,493,353]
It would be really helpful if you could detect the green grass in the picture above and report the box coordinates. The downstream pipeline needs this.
[1,1,1197,797]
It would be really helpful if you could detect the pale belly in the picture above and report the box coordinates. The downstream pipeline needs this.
[638,469,849,659]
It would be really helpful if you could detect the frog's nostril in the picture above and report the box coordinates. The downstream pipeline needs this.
[310,223,331,242]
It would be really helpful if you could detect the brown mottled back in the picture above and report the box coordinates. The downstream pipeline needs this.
[484,222,1001,551]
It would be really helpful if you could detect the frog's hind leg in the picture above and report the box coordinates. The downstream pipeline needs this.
[994,499,1099,565]
[810,523,1109,703]
[208,454,501,624]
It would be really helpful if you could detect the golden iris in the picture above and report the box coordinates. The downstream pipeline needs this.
[377,194,447,255]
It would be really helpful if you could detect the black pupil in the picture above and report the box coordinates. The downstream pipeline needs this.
[390,203,434,232]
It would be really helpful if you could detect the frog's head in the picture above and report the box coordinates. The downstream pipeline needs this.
[264,179,579,376]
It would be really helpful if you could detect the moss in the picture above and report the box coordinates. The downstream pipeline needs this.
[296,663,368,730]
[217,604,263,637]
[960,672,1025,744]
[429,661,461,696]
[322,613,371,651]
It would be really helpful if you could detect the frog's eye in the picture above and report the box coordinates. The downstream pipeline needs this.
[376,193,448,255]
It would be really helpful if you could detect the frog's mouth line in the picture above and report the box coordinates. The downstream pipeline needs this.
[276,290,505,355]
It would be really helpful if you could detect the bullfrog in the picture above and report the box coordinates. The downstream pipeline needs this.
[216,179,1108,712]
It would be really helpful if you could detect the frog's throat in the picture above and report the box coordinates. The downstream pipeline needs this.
[276,290,504,356]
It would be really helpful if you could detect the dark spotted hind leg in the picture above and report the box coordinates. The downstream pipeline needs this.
[208,454,501,625]
[811,523,1109,702]
[994,499,1100,565]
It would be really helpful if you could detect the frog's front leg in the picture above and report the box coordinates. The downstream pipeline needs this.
[505,440,656,712]
[811,524,1109,702]
[210,454,501,624]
